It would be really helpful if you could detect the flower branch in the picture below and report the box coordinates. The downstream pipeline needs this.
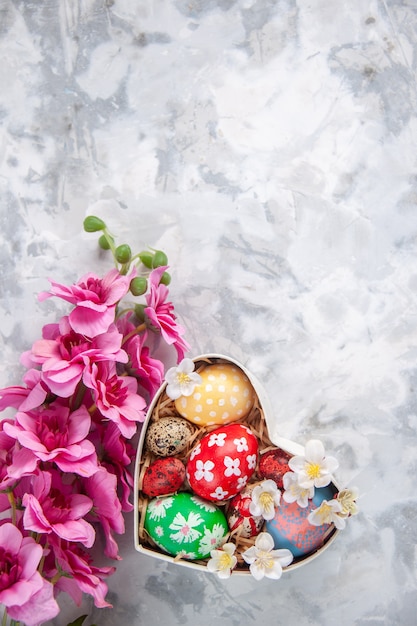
[0,217,190,625]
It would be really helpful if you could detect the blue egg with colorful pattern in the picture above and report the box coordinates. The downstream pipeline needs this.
[265,485,337,558]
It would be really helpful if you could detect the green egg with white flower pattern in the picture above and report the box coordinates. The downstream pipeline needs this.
[144,492,229,560]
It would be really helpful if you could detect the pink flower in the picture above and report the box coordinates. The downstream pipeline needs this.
[23,316,128,397]
[145,266,190,361]
[4,403,99,478]
[7,578,60,626]
[22,470,95,548]
[0,420,41,490]
[0,522,44,612]
[117,313,164,397]
[39,267,137,336]
[0,421,21,490]
[0,369,48,412]
[82,467,125,559]
[47,540,115,608]
[84,362,146,438]
[99,421,136,512]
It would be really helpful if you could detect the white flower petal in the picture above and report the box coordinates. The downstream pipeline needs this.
[324,455,339,474]
[262,479,279,492]
[249,501,262,517]
[305,439,325,464]
[288,455,305,473]
[241,546,257,564]
[255,532,275,552]
[333,515,346,530]
[222,543,236,556]
[314,474,332,488]
[249,562,266,580]
[271,549,294,568]
[165,383,182,399]
[178,358,195,373]
[264,560,284,580]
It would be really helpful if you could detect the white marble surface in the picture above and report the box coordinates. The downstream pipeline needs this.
[1,0,417,624]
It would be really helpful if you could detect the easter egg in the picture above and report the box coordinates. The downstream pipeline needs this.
[186,423,258,502]
[265,485,337,558]
[259,448,292,489]
[144,492,228,559]
[175,363,256,427]
[227,487,264,538]
[145,417,194,457]
[142,457,186,497]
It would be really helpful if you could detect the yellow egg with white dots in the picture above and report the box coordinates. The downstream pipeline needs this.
[174,363,256,426]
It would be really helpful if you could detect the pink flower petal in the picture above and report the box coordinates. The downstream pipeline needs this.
[53,519,95,547]
[22,494,52,534]
[7,579,60,626]
[18,539,44,580]
[0,522,22,555]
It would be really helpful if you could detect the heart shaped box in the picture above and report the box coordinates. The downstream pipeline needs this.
[134,354,340,575]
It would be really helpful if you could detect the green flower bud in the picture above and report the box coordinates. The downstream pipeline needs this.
[83,216,106,232]
[160,271,171,286]
[130,277,148,296]
[98,234,114,250]
[115,244,132,264]
[134,303,146,322]
[152,250,168,268]
[138,251,153,268]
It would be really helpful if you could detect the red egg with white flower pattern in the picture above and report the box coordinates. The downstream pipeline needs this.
[227,486,264,538]
[186,423,258,502]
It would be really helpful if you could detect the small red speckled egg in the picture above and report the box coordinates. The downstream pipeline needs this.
[259,448,292,489]
[142,457,186,497]
[227,487,264,538]
[186,423,258,502]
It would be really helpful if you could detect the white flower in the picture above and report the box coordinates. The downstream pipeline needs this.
[198,523,227,555]
[282,472,314,508]
[288,439,339,489]
[237,476,248,490]
[165,358,202,400]
[147,496,174,521]
[308,499,346,530]
[246,454,257,469]
[208,433,227,447]
[249,479,281,520]
[207,543,237,579]
[242,532,293,580]
[224,456,241,477]
[210,486,229,500]
[233,437,248,452]
[190,443,201,461]
[194,459,215,482]
[190,496,216,512]
[169,511,203,543]
[336,487,359,518]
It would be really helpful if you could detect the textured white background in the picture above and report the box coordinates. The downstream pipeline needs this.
[1,0,417,624]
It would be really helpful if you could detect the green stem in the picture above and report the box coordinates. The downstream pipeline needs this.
[115,306,135,320]
[70,381,88,412]
[119,262,130,275]
[121,322,147,345]
[102,228,118,259]
[50,571,62,585]
[2,607,8,626]
[7,491,16,526]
